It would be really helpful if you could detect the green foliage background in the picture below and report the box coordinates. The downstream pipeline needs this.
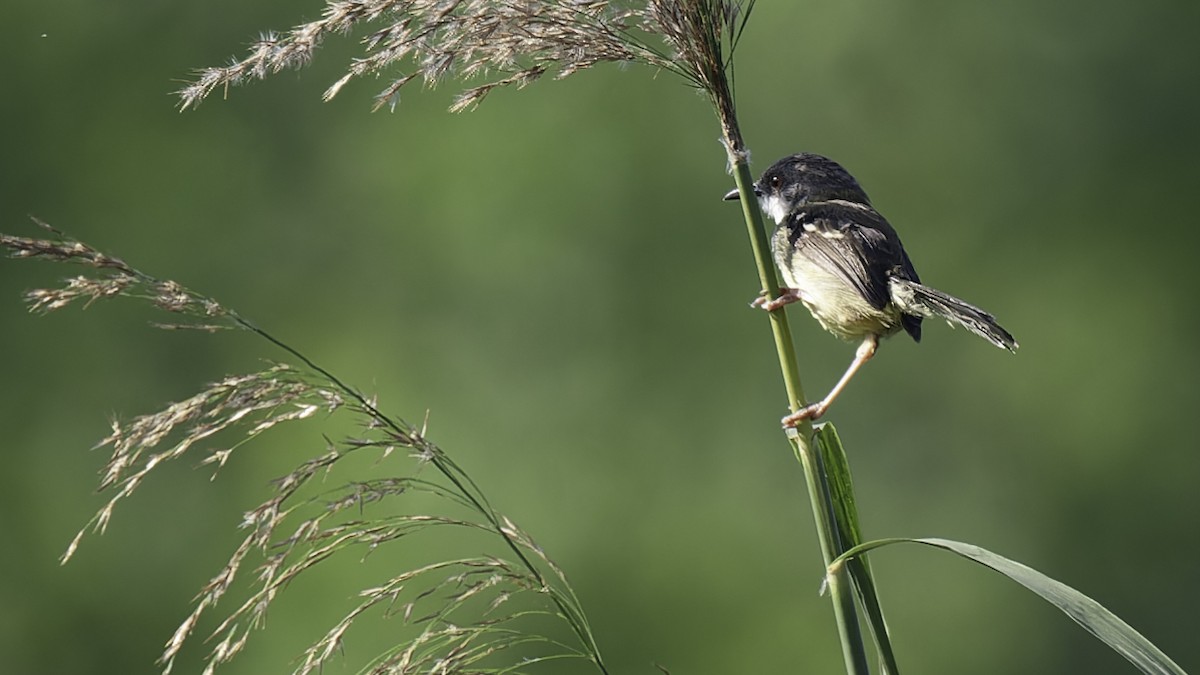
[2,1,1198,673]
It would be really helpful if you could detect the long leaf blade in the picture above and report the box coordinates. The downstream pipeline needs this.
[814,424,902,675]
[831,537,1188,675]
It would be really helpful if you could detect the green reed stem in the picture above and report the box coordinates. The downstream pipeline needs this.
[724,143,870,675]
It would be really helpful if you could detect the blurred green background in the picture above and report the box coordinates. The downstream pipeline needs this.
[2,1,1198,673]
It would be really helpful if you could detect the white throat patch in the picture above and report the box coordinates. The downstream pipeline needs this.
[761,194,790,225]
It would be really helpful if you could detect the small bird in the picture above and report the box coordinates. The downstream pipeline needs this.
[725,152,1017,428]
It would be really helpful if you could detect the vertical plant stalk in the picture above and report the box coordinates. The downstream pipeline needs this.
[675,4,871,671]
[723,134,871,675]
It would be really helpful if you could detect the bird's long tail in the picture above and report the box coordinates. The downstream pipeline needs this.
[890,278,1018,352]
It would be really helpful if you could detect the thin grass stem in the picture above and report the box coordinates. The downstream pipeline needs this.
[228,311,611,674]
[720,80,873,675]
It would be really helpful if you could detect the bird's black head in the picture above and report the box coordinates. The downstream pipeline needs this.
[724,153,872,224]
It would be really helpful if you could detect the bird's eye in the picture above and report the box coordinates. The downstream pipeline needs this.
[769,175,783,190]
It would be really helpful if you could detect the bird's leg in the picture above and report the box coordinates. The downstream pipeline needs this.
[751,287,802,312]
[782,335,879,428]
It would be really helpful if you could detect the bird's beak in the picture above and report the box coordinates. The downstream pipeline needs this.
[723,183,761,201]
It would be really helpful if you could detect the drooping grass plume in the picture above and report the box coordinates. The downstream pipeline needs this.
[178,0,754,113]
[3,220,607,675]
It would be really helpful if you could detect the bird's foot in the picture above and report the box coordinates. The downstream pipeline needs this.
[751,288,801,312]
[781,402,825,428]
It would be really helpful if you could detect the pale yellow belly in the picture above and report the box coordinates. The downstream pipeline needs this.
[780,254,903,342]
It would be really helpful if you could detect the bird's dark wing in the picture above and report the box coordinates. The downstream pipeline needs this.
[785,201,910,311]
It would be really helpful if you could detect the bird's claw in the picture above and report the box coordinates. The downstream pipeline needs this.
[751,288,801,312]
[781,402,824,428]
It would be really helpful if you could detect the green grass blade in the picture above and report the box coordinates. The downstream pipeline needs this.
[814,424,902,675]
[831,537,1188,675]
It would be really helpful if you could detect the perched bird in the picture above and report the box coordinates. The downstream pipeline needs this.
[724,152,1017,427]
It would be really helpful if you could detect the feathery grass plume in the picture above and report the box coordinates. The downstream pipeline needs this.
[3,219,231,329]
[3,220,606,675]
[177,0,755,113]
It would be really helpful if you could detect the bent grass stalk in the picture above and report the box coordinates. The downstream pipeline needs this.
[2,222,608,675]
